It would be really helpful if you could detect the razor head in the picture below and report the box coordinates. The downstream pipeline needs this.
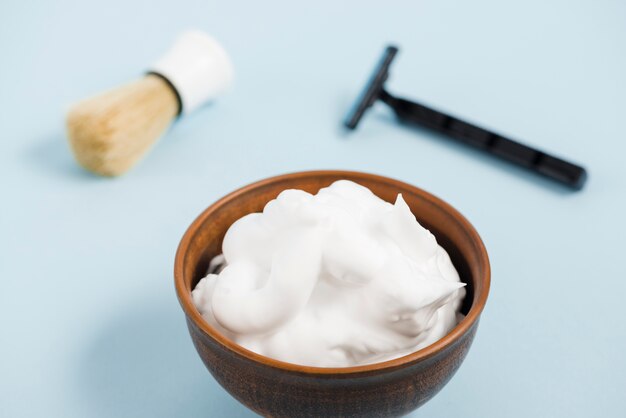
[344,45,399,130]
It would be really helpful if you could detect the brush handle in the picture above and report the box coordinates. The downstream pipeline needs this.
[382,92,587,190]
[150,30,233,114]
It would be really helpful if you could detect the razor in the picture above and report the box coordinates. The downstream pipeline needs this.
[345,46,587,190]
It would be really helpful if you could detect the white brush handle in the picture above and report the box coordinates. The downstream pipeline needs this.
[150,30,234,114]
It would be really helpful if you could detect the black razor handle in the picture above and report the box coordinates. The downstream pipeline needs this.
[381,92,587,190]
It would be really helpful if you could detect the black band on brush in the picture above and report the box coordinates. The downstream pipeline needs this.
[147,71,183,116]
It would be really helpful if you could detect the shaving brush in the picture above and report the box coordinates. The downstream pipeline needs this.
[66,30,233,176]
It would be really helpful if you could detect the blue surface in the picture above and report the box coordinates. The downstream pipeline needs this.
[2,1,625,417]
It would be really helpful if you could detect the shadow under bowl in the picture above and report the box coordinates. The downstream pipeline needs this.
[175,170,490,417]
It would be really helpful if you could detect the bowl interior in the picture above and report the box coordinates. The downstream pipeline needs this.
[176,171,490,369]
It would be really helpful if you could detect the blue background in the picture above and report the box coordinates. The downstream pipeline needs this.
[1,0,625,417]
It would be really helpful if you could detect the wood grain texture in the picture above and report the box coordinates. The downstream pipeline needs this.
[66,74,179,176]
[174,171,491,417]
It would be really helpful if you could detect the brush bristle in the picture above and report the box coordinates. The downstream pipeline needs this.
[66,74,179,176]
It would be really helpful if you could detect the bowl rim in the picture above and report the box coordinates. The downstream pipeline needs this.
[175,170,490,375]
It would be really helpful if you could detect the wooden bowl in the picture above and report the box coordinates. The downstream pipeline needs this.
[175,171,490,417]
